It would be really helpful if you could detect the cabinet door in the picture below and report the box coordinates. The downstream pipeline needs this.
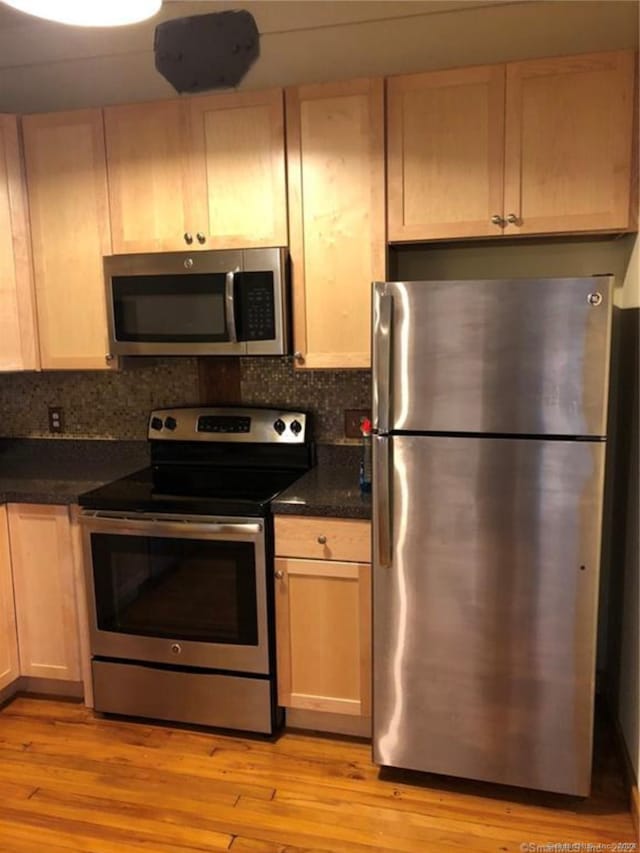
[23,109,114,370]
[275,557,371,716]
[287,78,385,369]
[188,88,287,249]
[0,115,39,371]
[105,99,192,253]
[504,50,636,236]
[8,504,81,682]
[0,506,19,691]
[387,65,506,241]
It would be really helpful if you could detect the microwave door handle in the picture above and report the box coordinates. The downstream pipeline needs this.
[225,270,238,343]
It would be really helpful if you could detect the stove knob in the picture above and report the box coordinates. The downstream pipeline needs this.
[164,416,177,431]
[273,419,286,435]
[290,419,302,435]
[150,416,163,431]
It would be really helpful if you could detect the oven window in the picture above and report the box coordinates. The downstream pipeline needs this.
[91,535,258,645]
[111,274,229,342]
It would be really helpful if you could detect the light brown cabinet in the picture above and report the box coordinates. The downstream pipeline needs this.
[388,49,636,242]
[0,506,19,691]
[22,109,115,370]
[286,78,386,369]
[274,516,371,717]
[105,89,287,254]
[0,115,39,372]
[8,504,81,682]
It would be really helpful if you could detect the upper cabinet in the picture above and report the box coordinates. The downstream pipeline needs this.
[387,65,506,241]
[286,78,386,369]
[0,115,39,372]
[105,89,288,254]
[388,50,636,242]
[22,109,115,370]
[503,50,636,236]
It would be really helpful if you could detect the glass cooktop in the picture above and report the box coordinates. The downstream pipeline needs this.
[78,465,304,518]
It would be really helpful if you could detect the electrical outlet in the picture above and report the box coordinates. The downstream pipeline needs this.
[48,406,64,434]
[344,408,371,439]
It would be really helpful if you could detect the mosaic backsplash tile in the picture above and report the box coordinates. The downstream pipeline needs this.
[0,357,371,444]
[0,359,200,440]
[240,358,371,444]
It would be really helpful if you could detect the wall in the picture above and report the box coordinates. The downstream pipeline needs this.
[0,358,370,443]
[0,0,636,113]
[614,235,640,780]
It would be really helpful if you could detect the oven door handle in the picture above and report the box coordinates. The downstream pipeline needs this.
[80,512,262,540]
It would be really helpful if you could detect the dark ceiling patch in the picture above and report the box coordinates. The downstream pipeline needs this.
[154,10,259,94]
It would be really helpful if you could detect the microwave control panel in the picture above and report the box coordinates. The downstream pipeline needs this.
[237,272,276,341]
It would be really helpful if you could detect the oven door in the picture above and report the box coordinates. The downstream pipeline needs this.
[81,512,269,675]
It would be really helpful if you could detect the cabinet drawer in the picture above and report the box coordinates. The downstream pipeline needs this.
[274,516,371,563]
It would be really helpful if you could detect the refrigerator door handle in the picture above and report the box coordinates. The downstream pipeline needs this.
[373,288,393,433]
[374,435,392,569]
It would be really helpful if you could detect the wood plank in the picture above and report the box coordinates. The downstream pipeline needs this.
[0,696,633,853]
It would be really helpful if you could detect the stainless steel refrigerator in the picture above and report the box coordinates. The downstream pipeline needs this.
[372,276,614,797]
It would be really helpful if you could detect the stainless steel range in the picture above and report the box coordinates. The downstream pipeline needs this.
[79,407,312,734]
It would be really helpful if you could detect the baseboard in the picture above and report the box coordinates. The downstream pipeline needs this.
[285,708,372,738]
[0,677,83,706]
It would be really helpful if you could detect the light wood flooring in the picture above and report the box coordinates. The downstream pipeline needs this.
[0,696,634,852]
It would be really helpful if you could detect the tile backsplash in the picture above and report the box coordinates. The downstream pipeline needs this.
[241,358,371,443]
[0,358,371,443]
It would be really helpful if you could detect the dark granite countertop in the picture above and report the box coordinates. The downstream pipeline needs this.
[272,444,371,520]
[0,439,149,505]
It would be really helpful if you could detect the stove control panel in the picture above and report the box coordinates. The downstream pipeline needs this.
[148,407,309,444]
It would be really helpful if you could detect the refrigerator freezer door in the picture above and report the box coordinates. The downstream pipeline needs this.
[373,277,613,437]
[373,434,605,796]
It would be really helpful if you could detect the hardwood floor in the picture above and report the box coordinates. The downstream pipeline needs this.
[0,696,634,852]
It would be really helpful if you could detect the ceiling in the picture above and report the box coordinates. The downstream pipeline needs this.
[0,0,636,112]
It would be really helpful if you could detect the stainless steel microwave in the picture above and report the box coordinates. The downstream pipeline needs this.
[104,247,290,356]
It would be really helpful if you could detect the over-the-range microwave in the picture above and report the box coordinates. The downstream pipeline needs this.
[104,247,290,356]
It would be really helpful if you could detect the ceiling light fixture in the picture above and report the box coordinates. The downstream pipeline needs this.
[2,0,162,26]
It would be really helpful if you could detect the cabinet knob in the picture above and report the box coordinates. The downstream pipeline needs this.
[196,232,206,244]
[490,214,505,226]
[274,570,284,580]
[105,353,114,363]
[293,351,305,364]
[506,213,520,225]
[317,535,327,545]
[184,232,193,244]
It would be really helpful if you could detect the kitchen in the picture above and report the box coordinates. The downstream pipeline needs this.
[0,3,638,850]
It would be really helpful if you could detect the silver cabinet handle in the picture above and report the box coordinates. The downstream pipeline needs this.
[506,213,520,225]
[184,232,193,244]
[293,351,305,364]
[373,290,393,434]
[317,535,327,545]
[196,232,206,244]
[491,214,505,226]
[105,353,114,363]
[274,570,284,580]
[374,435,392,569]
[225,270,238,343]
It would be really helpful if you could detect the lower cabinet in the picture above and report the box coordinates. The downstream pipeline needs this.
[8,503,82,682]
[274,516,371,719]
[0,506,19,690]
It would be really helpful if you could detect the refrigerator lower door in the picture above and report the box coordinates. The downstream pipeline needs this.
[373,435,605,796]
